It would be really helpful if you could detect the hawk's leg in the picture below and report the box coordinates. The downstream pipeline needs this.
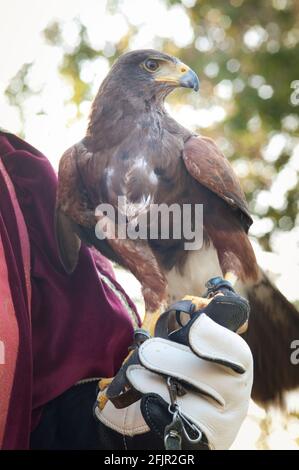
[141,308,163,336]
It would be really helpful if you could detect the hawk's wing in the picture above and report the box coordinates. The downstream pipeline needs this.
[55,142,167,311]
[183,136,252,232]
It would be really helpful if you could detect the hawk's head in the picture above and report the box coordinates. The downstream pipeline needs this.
[100,49,200,101]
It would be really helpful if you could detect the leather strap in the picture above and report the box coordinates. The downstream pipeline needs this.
[106,330,150,408]
[154,300,195,338]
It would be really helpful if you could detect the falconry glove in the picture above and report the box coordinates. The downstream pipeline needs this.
[94,310,253,450]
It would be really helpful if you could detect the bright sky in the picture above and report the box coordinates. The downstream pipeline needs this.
[0,0,198,165]
[0,0,111,162]
[0,0,298,301]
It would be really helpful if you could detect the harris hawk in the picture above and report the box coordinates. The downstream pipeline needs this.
[55,50,299,406]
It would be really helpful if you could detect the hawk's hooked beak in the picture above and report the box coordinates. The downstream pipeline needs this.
[154,60,200,92]
[179,68,200,92]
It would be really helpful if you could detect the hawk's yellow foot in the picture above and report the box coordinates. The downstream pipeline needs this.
[182,295,212,311]
[141,308,162,337]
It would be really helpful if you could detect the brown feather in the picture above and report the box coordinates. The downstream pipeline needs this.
[243,272,299,405]
[183,136,252,232]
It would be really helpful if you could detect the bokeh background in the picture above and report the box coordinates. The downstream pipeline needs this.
[1,0,299,449]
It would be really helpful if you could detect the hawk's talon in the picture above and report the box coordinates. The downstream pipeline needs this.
[97,390,109,411]
[97,377,114,409]
[98,377,114,392]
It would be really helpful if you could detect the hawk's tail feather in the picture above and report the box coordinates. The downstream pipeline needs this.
[243,271,299,406]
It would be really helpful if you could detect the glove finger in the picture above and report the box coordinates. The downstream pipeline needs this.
[126,365,251,450]
[189,314,253,374]
[132,342,226,405]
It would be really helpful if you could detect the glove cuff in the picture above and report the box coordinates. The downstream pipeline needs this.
[94,397,149,437]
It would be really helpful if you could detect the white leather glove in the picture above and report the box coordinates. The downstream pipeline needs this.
[95,313,253,450]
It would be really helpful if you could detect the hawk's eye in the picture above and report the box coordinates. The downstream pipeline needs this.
[144,59,159,72]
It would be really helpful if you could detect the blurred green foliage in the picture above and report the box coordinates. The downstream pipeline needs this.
[5,0,299,249]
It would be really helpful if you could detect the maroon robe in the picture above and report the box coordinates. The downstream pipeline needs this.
[0,131,140,449]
